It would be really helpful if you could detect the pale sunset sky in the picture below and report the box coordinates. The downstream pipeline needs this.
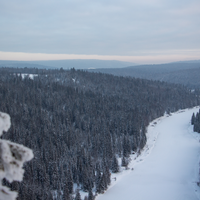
[0,0,200,64]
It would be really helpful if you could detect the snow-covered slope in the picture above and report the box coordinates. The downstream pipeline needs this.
[97,107,200,200]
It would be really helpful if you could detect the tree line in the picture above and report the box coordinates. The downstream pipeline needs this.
[191,109,200,133]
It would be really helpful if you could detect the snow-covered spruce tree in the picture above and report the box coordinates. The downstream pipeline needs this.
[0,112,33,200]
[75,190,81,200]
[84,196,88,200]
[191,110,200,133]
[111,156,119,173]
[191,113,195,125]
[88,189,94,200]
[121,156,128,167]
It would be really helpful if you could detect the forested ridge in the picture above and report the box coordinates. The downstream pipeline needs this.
[0,67,199,200]
[88,63,200,88]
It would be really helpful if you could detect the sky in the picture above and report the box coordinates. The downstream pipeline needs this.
[0,0,200,64]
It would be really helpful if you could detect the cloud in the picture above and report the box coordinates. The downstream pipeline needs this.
[0,0,200,61]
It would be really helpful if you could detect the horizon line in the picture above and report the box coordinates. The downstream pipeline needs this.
[0,51,200,65]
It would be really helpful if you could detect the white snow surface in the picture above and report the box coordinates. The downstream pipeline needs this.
[96,107,200,200]
[17,73,38,80]
[0,112,11,136]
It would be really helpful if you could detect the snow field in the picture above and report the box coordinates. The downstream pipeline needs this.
[17,73,38,80]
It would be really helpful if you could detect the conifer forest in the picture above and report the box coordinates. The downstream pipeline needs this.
[191,109,200,133]
[0,67,199,200]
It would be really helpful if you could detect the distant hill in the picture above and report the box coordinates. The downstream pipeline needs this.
[1,59,199,88]
[0,60,49,69]
[0,59,136,69]
[88,62,200,88]
[172,60,200,64]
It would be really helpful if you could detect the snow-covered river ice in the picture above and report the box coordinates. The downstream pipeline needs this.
[96,107,200,200]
